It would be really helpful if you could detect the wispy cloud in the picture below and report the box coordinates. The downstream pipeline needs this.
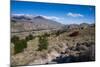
[12,14,33,17]
[42,15,59,20]
[41,15,64,22]
[67,12,84,17]
[11,14,35,19]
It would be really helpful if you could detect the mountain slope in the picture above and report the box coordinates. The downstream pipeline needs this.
[11,15,63,32]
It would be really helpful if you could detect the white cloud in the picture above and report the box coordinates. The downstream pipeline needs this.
[67,12,84,17]
[11,14,35,19]
[41,15,64,23]
[41,15,64,22]
[12,14,25,16]
[42,15,59,20]
[12,14,33,17]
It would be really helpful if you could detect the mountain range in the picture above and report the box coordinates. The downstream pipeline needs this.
[11,14,94,32]
[11,15,63,32]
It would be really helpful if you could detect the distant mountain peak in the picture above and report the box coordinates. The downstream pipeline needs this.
[34,16,45,19]
[11,14,63,32]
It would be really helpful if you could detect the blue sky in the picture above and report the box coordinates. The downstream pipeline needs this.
[11,1,95,24]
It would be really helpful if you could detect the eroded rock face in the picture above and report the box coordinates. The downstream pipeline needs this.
[51,42,95,63]
[68,31,79,37]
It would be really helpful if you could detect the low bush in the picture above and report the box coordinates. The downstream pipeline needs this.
[55,30,66,36]
[11,35,19,43]
[11,35,28,54]
[38,36,48,51]
[14,39,27,54]
[43,33,51,37]
[25,34,34,41]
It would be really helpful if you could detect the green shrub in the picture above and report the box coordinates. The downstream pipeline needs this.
[43,33,50,37]
[25,34,34,41]
[55,30,66,36]
[38,36,48,51]
[55,30,61,36]
[14,39,27,54]
[11,35,19,43]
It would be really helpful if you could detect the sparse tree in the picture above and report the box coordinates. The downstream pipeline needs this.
[25,34,34,41]
[38,36,48,51]
[11,35,19,43]
[14,39,27,54]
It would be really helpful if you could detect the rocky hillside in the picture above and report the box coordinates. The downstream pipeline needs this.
[11,23,95,66]
[11,15,63,32]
